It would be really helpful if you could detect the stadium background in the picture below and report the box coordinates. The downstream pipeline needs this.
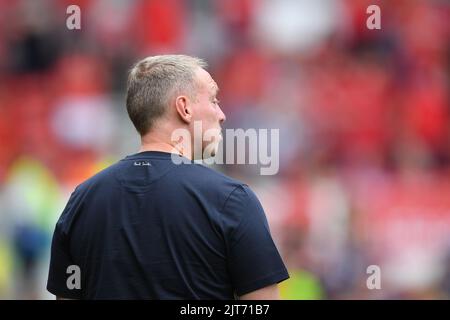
[0,0,449,299]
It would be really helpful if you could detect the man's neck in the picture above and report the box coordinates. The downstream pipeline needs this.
[140,125,193,160]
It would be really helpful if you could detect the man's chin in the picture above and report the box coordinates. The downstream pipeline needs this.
[202,142,220,160]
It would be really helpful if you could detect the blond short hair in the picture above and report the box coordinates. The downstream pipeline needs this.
[126,55,207,135]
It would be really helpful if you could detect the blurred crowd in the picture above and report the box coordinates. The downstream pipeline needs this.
[0,0,449,299]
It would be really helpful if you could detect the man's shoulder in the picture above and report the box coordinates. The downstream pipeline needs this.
[180,164,263,220]
[73,161,122,193]
[72,158,250,200]
[182,162,246,189]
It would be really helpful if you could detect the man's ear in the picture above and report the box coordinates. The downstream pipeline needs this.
[175,95,192,124]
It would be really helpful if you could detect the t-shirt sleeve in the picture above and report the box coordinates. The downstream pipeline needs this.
[221,185,289,297]
[46,188,83,299]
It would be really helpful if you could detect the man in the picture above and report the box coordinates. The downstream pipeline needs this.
[47,55,289,299]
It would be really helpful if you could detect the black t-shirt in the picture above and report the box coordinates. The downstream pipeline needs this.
[47,151,289,299]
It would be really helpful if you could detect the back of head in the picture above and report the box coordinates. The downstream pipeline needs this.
[126,55,207,136]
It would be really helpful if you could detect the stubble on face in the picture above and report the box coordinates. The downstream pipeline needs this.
[192,68,224,159]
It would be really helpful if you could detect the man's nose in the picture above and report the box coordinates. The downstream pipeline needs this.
[219,107,226,123]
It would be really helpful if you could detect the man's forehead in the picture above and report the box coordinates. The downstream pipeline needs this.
[196,68,219,93]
